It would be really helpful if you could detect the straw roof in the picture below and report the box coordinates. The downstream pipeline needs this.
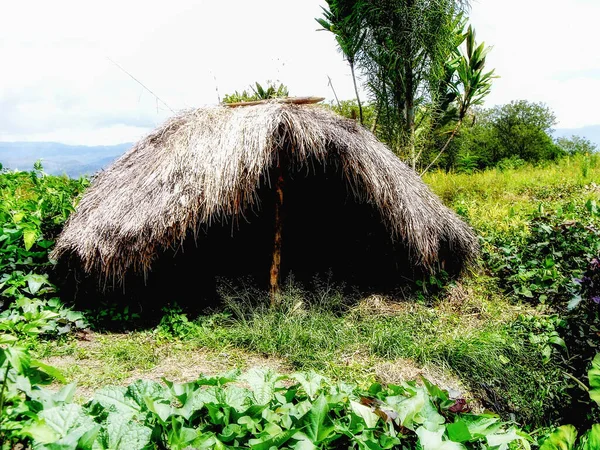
[52,101,478,281]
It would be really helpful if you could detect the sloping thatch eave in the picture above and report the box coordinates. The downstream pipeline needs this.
[52,102,478,281]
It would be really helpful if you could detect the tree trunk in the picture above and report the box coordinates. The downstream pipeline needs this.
[405,0,416,170]
[349,61,364,125]
[269,160,285,306]
[405,59,416,170]
[371,105,380,133]
[327,75,341,110]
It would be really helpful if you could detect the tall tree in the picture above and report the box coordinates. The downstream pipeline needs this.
[317,0,495,174]
[420,25,496,174]
[317,1,366,124]
[358,0,470,169]
[489,100,563,162]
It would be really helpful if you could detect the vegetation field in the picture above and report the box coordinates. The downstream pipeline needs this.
[1,157,600,449]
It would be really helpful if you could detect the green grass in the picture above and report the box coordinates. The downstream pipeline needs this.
[10,156,600,429]
[423,153,600,241]
[165,274,564,426]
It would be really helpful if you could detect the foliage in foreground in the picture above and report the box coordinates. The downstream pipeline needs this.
[1,344,530,450]
[425,156,600,425]
[0,166,89,346]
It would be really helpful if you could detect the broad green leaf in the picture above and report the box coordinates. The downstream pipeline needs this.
[78,425,101,450]
[420,395,446,431]
[164,378,197,399]
[30,382,77,408]
[25,273,48,294]
[127,378,166,408]
[292,371,325,399]
[172,388,207,420]
[22,421,60,444]
[145,397,173,423]
[6,346,30,373]
[299,394,335,443]
[446,420,472,443]
[539,425,577,450]
[263,422,283,436]
[415,427,467,450]
[292,432,318,450]
[421,377,449,402]
[31,359,67,383]
[12,211,25,223]
[460,414,501,438]
[240,367,277,405]
[588,354,600,406]
[386,389,426,430]
[350,400,379,428]
[222,385,252,411]
[23,228,38,250]
[104,412,153,450]
[238,415,261,434]
[487,427,526,449]
[0,334,18,345]
[94,386,140,415]
[27,404,98,447]
[581,424,600,450]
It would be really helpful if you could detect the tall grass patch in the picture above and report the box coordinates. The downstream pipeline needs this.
[180,277,564,426]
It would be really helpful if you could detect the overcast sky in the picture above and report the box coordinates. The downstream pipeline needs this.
[1,0,599,145]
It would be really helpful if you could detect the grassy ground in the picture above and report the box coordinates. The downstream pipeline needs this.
[424,153,600,240]
[36,275,558,425]
[28,154,600,427]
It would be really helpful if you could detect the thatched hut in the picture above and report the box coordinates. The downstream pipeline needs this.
[53,98,477,303]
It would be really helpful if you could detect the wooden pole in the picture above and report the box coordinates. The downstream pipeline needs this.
[270,159,285,306]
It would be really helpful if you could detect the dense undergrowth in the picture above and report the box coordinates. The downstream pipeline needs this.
[1,157,600,448]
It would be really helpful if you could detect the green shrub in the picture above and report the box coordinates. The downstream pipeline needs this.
[1,344,531,450]
[485,204,600,306]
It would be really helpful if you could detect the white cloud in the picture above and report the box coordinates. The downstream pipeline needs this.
[0,0,598,144]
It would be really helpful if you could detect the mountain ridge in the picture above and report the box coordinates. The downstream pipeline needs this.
[0,142,131,177]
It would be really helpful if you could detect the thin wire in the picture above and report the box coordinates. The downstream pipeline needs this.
[106,56,175,113]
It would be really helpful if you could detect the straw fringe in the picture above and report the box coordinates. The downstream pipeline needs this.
[52,102,478,280]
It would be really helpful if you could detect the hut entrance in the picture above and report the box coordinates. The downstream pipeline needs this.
[145,156,413,307]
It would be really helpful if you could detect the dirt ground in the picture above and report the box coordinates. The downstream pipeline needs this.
[41,331,473,405]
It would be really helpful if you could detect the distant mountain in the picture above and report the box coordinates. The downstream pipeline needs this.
[554,125,600,149]
[0,142,131,177]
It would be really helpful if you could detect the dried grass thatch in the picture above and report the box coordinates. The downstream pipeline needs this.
[52,101,478,285]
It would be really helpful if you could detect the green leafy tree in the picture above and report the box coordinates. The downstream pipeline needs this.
[420,25,496,174]
[324,99,376,129]
[356,0,472,168]
[317,1,495,174]
[317,1,366,124]
[445,101,566,170]
[557,135,598,156]
[490,100,564,163]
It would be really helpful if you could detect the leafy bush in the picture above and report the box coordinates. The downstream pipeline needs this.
[536,354,600,449]
[0,344,66,448]
[485,201,600,307]
[1,344,531,450]
[0,164,87,294]
[0,165,90,344]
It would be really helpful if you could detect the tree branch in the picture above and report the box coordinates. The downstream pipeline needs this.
[420,118,462,176]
